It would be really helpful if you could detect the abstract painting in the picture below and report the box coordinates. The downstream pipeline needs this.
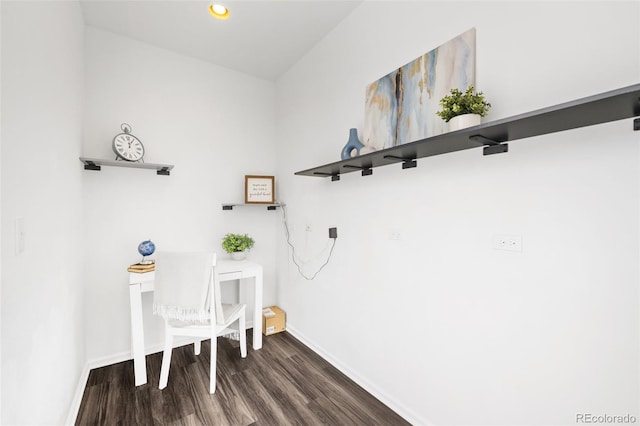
[363,28,476,150]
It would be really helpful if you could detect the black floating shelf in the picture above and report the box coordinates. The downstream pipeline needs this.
[295,83,640,178]
[222,203,283,211]
[79,157,174,175]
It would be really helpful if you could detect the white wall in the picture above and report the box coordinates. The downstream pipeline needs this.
[1,2,4,422]
[82,27,278,363]
[275,2,640,425]
[1,1,85,424]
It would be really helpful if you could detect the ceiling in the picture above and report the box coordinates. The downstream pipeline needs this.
[80,0,363,81]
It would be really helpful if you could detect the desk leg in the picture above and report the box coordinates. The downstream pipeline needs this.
[253,273,263,349]
[129,283,147,386]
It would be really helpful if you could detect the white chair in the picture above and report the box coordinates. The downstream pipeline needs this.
[153,251,247,394]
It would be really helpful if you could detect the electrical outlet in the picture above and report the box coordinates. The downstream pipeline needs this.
[492,234,522,252]
[328,227,338,239]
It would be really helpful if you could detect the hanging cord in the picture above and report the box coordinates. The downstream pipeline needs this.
[280,204,336,280]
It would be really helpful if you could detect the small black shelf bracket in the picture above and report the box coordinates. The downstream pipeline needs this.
[634,117,640,131]
[222,205,233,210]
[267,205,277,210]
[83,161,101,171]
[383,155,417,169]
[157,167,171,176]
[313,172,341,181]
[343,164,373,176]
[469,135,509,156]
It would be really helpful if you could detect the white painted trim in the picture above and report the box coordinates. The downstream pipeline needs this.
[286,323,429,426]
[86,321,255,371]
[90,336,198,370]
[65,363,91,426]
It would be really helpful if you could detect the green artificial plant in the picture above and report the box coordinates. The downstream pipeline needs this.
[221,233,255,253]
[436,85,491,122]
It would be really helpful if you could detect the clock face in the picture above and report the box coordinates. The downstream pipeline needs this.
[113,133,144,162]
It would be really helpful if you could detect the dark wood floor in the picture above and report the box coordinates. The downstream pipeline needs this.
[76,331,409,425]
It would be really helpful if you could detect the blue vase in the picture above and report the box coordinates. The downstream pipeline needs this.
[340,128,365,160]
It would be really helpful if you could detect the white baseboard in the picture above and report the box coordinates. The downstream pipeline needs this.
[286,323,429,426]
[65,362,91,426]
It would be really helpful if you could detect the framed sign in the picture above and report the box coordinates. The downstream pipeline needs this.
[245,175,275,204]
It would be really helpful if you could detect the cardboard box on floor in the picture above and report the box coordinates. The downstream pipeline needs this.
[262,306,286,336]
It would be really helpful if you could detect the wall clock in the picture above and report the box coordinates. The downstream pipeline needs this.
[113,123,145,162]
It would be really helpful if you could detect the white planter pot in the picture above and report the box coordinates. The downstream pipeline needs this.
[230,251,246,260]
[448,113,481,131]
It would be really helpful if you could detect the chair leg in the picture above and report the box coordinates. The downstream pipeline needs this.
[210,335,217,394]
[239,310,247,359]
[159,328,174,390]
[194,339,201,355]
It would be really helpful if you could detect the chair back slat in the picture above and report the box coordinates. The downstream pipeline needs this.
[154,251,215,322]
[212,258,225,325]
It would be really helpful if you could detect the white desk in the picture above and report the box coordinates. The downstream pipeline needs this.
[128,259,263,386]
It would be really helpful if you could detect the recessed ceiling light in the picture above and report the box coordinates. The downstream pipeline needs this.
[209,4,229,20]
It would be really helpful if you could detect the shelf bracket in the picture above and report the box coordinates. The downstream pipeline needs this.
[83,160,101,171]
[634,118,640,131]
[222,205,233,210]
[383,155,417,169]
[469,135,509,156]
[157,167,171,176]
[313,172,341,181]
[342,164,373,176]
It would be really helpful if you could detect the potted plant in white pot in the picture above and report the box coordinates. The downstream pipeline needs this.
[436,85,491,131]
[222,233,255,260]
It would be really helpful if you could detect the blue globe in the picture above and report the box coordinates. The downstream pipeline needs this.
[138,240,155,257]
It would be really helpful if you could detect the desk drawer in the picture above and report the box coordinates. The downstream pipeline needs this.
[218,271,243,281]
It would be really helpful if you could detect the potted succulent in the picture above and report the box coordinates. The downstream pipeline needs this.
[436,85,491,131]
[221,233,255,260]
